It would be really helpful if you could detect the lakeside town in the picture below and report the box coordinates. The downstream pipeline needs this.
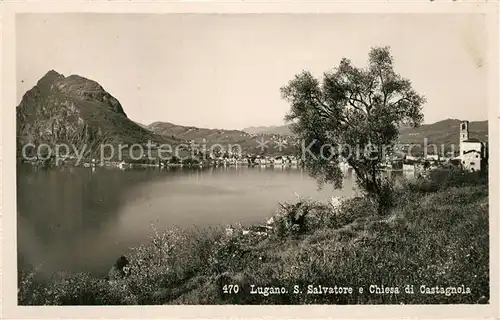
[20,120,488,179]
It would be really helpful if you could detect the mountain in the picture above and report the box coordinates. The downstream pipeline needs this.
[134,121,150,130]
[147,121,253,144]
[16,70,174,156]
[147,121,297,155]
[398,119,488,146]
[242,124,292,136]
[243,119,488,148]
[147,118,487,156]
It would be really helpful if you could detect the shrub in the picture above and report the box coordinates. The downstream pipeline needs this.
[272,200,311,237]
[18,269,44,305]
[403,166,487,194]
[333,196,377,227]
[19,270,134,305]
[428,166,487,188]
[268,195,378,237]
[271,199,333,237]
[208,233,249,274]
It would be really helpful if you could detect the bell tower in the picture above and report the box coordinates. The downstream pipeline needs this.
[460,120,469,144]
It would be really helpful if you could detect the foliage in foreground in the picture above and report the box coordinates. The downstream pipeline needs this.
[19,168,489,305]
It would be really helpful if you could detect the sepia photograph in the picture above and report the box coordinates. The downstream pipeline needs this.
[2,2,498,317]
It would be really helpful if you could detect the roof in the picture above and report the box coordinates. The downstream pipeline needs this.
[462,138,483,143]
[454,149,483,160]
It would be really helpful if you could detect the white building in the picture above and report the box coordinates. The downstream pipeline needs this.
[402,163,414,171]
[425,154,440,161]
[455,120,486,171]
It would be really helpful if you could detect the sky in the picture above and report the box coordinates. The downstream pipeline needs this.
[16,13,488,130]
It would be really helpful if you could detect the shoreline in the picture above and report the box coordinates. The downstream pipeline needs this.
[17,159,307,170]
[17,167,489,305]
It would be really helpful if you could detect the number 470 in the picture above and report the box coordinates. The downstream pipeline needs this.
[222,284,239,294]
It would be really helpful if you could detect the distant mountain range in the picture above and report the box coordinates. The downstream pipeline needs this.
[144,121,296,154]
[243,120,488,147]
[17,70,488,158]
[16,70,174,156]
[398,119,488,146]
[242,125,293,136]
[147,121,251,144]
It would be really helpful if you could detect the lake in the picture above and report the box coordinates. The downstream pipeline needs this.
[17,164,358,277]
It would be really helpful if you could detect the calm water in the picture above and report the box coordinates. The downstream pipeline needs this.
[17,165,357,276]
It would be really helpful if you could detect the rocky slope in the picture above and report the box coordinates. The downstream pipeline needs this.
[16,70,174,156]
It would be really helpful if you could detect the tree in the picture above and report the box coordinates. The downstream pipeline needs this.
[423,160,431,170]
[280,46,425,214]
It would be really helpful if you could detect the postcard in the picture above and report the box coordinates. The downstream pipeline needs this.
[1,1,498,319]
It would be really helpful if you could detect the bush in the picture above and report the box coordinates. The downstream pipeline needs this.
[403,166,487,194]
[332,196,377,227]
[18,269,43,305]
[208,232,251,274]
[428,166,487,188]
[18,270,135,305]
[271,199,333,237]
[272,200,312,237]
[268,195,377,237]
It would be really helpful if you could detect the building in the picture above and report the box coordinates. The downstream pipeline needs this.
[454,120,487,171]
[425,154,440,161]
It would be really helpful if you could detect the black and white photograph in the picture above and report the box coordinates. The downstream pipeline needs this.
[2,2,498,316]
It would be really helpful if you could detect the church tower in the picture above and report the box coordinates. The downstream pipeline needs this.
[460,120,469,143]
[459,120,469,157]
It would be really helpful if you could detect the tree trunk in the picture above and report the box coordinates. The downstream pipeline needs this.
[377,200,385,215]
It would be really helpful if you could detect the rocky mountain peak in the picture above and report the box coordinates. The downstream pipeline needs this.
[55,74,126,116]
[29,70,126,117]
[17,70,171,152]
[35,69,65,93]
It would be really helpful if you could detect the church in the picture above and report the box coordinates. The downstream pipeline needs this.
[455,120,487,172]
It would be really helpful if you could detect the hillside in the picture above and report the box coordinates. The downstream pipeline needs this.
[16,70,175,156]
[145,118,487,156]
[147,121,297,155]
[147,121,251,144]
[242,119,488,149]
[134,121,150,130]
[242,124,292,136]
[398,119,488,146]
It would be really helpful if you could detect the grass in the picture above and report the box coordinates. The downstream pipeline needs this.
[18,168,489,305]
